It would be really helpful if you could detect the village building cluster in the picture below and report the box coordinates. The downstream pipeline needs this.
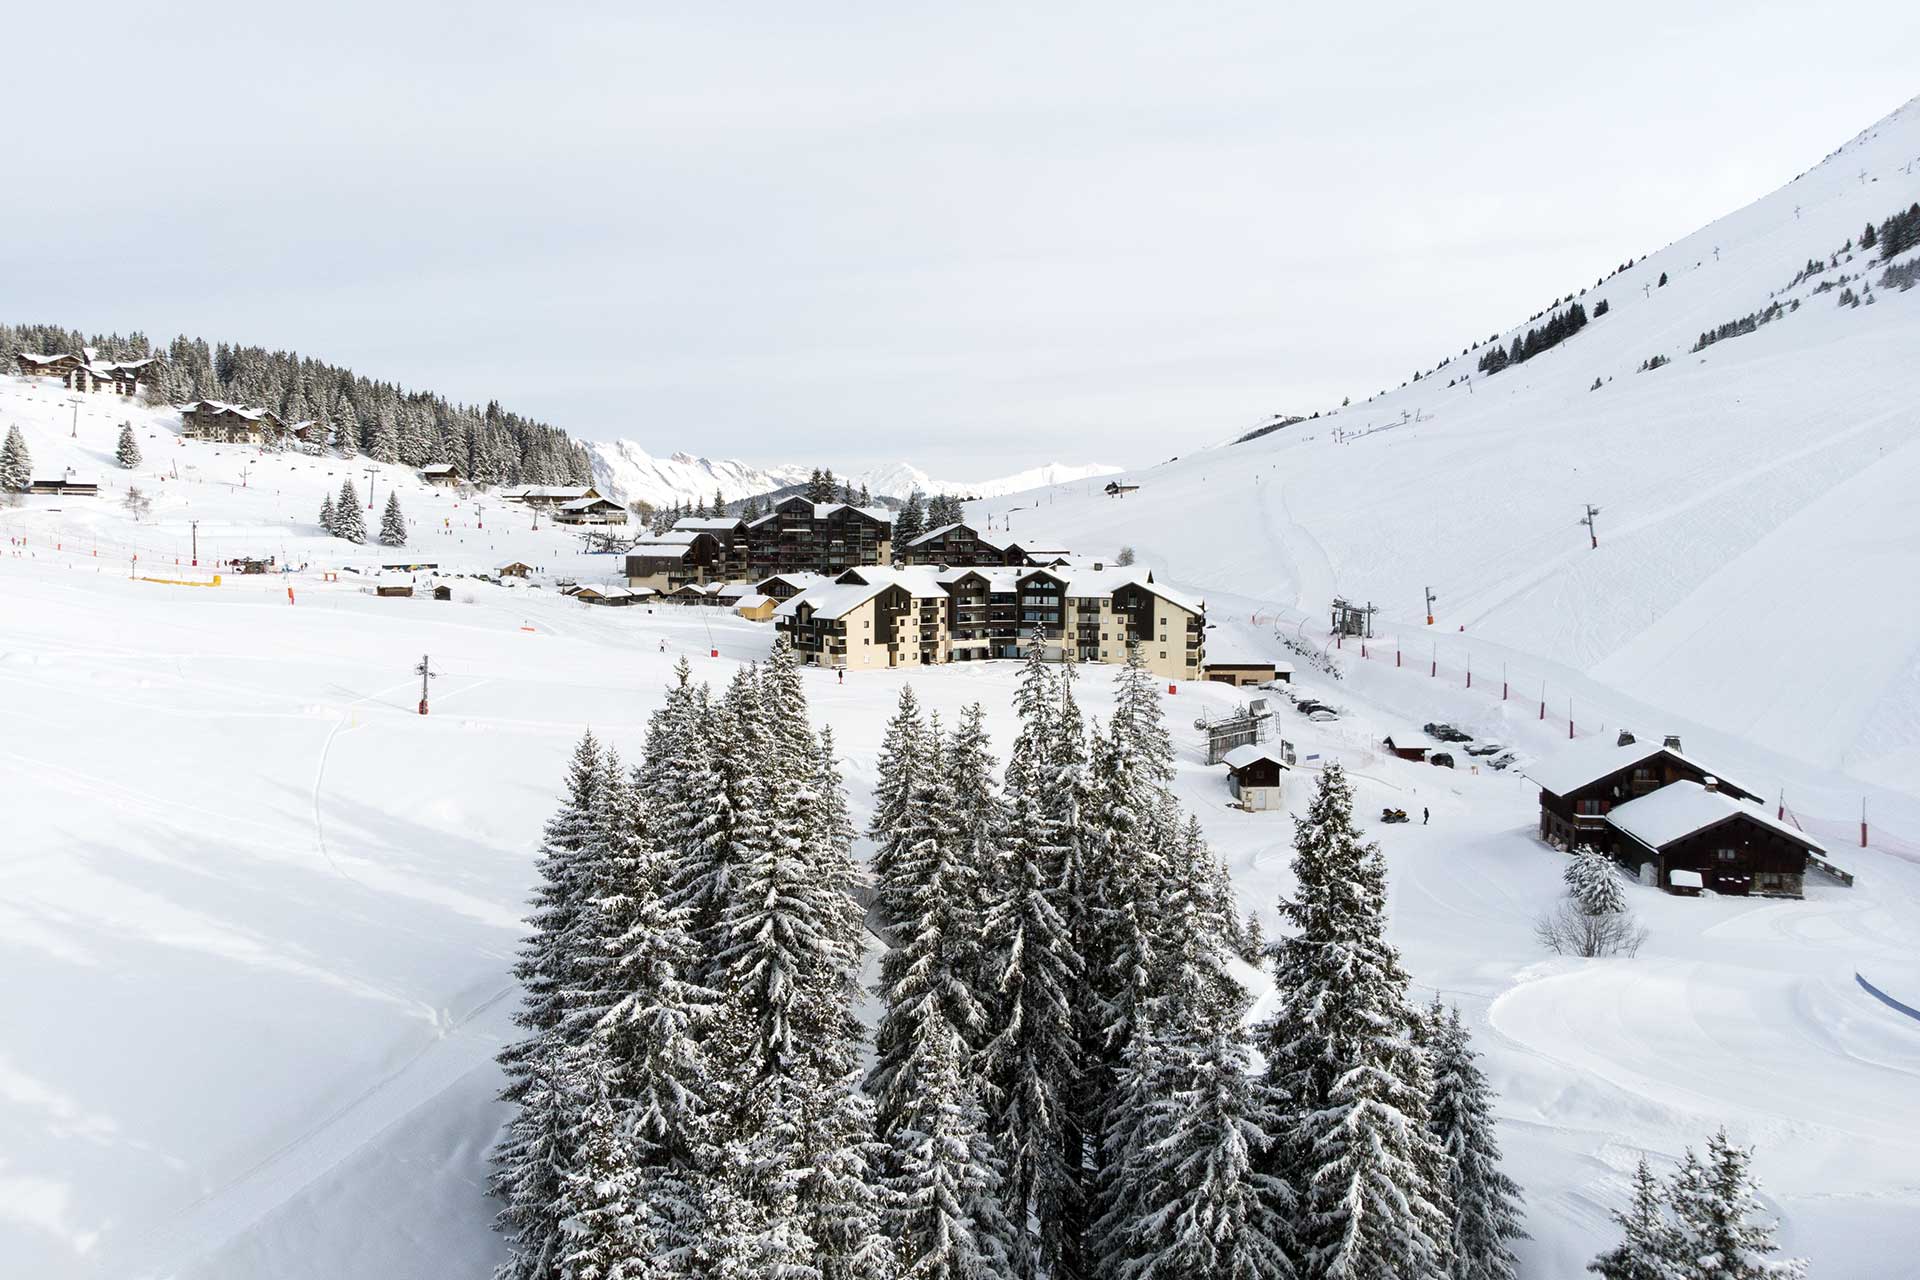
[15,348,160,396]
[1530,732,1840,899]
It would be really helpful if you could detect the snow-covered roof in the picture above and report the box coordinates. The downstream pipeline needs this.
[673,517,745,532]
[1222,744,1290,771]
[735,593,773,609]
[560,496,620,511]
[835,565,949,597]
[421,463,457,475]
[629,541,693,560]
[774,579,892,621]
[1524,738,1754,799]
[1606,781,1824,853]
[906,521,965,546]
[1668,869,1704,889]
[755,571,826,590]
[180,400,279,422]
[505,485,595,501]
[496,560,533,572]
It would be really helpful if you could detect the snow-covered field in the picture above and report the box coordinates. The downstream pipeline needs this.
[4,370,1920,1279]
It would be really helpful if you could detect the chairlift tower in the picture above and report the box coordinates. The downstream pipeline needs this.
[415,654,438,716]
[1582,503,1601,550]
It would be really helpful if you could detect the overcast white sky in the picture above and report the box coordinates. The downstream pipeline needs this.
[5,2,1916,476]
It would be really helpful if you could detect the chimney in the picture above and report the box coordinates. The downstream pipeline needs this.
[1703,776,1719,793]
[1663,734,1683,751]
[1616,729,1636,747]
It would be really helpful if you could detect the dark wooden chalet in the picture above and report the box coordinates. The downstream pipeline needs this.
[1605,780,1822,898]
[1529,734,1758,852]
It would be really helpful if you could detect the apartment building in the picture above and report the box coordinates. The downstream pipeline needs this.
[746,496,893,577]
[774,563,1205,680]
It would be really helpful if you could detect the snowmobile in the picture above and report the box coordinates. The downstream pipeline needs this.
[1380,807,1410,824]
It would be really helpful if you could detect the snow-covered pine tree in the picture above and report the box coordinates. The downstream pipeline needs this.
[369,410,399,464]
[1258,763,1453,1280]
[1425,1001,1527,1280]
[885,1020,1015,1280]
[980,667,1082,1280]
[941,703,1001,1008]
[867,686,929,939]
[318,491,336,536]
[116,423,141,469]
[0,424,31,492]
[895,490,926,545]
[1588,1157,1678,1280]
[1565,846,1628,916]
[490,1038,586,1280]
[562,753,714,1167]
[666,667,773,990]
[1095,1024,1295,1280]
[550,1038,656,1280]
[334,478,367,544]
[868,714,988,1128]
[331,394,360,455]
[1666,1132,1806,1280]
[379,491,408,547]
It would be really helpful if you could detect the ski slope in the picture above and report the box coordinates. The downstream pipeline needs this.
[976,94,1920,796]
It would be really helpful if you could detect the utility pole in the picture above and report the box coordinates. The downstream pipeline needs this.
[364,466,379,511]
[71,399,81,438]
[190,519,199,567]
[1582,503,1601,549]
[1424,586,1437,626]
[415,653,438,716]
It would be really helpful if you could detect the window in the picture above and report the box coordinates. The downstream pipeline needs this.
[1575,799,1606,816]
[1159,651,1167,659]
[1715,848,1739,863]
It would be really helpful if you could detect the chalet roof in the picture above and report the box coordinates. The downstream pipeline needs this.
[735,593,773,609]
[774,579,893,622]
[755,571,827,591]
[421,463,458,475]
[560,496,622,511]
[496,561,533,572]
[1524,738,1754,799]
[673,517,746,532]
[1605,781,1824,854]
[834,565,948,597]
[629,541,694,560]
[180,400,281,423]
[907,521,967,546]
[1054,566,1204,615]
[757,500,893,525]
[1222,744,1290,771]
[905,521,1007,550]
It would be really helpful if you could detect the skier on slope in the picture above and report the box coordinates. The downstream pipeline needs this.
[1423,806,1430,825]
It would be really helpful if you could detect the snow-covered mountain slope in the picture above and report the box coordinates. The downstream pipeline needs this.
[584,438,1117,508]
[977,94,1920,791]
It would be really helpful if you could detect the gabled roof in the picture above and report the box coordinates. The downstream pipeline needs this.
[629,541,694,560]
[1524,738,1754,800]
[421,463,458,475]
[673,517,746,532]
[560,495,622,511]
[1222,744,1290,771]
[774,579,896,621]
[1606,781,1824,854]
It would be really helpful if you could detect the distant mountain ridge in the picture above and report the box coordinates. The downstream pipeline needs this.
[585,439,1118,509]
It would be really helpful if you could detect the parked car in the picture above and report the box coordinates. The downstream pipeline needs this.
[1487,752,1517,771]
[1465,743,1503,757]
[1422,722,1473,743]
[1309,709,1338,723]
[1430,752,1455,768]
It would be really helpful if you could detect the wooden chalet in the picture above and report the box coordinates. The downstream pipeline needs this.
[626,532,735,591]
[734,593,777,622]
[1222,743,1291,811]
[499,484,601,508]
[1381,734,1430,762]
[1205,659,1279,687]
[179,401,285,445]
[1528,733,1833,898]
[419,463,463,487]
[574,584,641,607]
[27,474,99,497]
[17,349,158,395]
[496,561,534,579]
[552,495,628,525]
